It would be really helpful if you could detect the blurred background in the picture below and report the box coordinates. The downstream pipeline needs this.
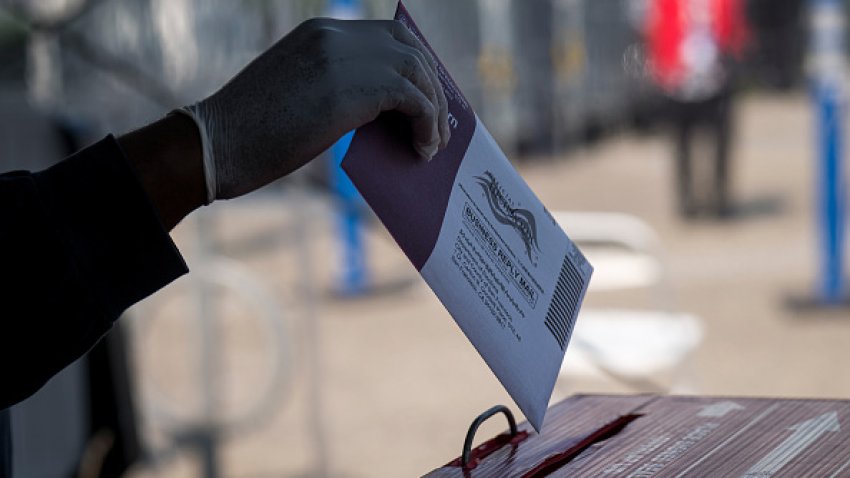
[1,0,849,476]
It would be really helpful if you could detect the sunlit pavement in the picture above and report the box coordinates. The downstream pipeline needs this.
[126,92,850,478]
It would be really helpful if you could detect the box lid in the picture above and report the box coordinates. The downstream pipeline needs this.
[426,394,850,477]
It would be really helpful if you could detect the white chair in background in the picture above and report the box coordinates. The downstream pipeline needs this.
[554,212,663,292]
[552,211,703,393]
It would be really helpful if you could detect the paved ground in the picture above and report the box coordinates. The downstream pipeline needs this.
[126,92,850,478]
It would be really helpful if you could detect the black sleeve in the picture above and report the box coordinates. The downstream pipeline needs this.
[0,135,189,409]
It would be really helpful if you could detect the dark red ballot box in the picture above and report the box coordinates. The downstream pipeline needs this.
[425,395,850,477]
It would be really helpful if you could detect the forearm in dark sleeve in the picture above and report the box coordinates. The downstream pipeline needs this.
[0,136,188,409]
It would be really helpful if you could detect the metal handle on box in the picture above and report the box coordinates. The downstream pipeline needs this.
[461,405,518,468]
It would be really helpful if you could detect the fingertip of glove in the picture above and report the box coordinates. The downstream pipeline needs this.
[414,142,437,162]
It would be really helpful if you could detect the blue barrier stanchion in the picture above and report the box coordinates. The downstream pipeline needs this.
[816,83,847,303]
[811,0,848,305]
[328,0,368,296]
[330,131,368,295]
[329,0,361,21]
[787,0,850,310]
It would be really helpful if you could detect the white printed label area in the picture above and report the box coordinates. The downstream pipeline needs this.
[698,401,745,418]
[672,403,780,478]
[606,402,843,477]
[743,412,840,477]
[419,117,592,430]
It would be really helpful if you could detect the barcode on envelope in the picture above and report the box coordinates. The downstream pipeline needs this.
[544,257,584,351]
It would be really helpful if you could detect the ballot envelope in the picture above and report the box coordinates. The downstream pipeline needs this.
[342,1,593,432]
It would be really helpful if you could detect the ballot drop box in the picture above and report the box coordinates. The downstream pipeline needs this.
[425,394,850,477]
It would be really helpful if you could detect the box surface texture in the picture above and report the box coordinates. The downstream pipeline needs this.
[426,394,850,477]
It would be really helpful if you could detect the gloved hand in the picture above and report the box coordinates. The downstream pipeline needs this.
[180,18,450,203]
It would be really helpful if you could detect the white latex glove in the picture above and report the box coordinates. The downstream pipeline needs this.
[180,18,450,203]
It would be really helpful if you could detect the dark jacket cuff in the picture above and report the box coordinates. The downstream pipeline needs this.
[32,134,188,321]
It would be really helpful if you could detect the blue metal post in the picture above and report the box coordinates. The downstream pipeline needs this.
[811,0,847,304]
[330,131,368,295]
[816,85,846,302]
[329,0,360,17]
[328,0,367,296]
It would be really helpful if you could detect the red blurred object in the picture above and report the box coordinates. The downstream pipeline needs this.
[647,0,749,93]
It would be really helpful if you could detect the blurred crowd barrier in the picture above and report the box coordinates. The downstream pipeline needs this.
[400,0,806,157]
[3,0,807,160]
[5,0,308,135]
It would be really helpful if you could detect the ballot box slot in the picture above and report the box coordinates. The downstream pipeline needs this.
[446,405,644,474]
[520,413,643,478]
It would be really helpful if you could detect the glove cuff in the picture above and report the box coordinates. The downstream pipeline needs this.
[174,106,217,205]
